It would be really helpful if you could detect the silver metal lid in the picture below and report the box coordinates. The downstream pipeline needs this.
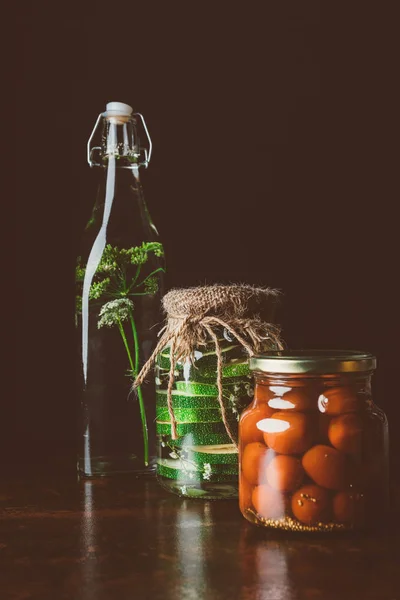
[249,350,376,375]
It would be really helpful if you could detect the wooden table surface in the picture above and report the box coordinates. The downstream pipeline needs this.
[0,470,399,600]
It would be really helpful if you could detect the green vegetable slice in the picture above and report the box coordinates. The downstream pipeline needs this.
[157,344,240,373]
[174,381,219,395]
[158,431,234,446]
[156,390,221,409]
[156,421,235,437]
[156,407,223,423]
[222,359,250,378]
[186,444,238,465]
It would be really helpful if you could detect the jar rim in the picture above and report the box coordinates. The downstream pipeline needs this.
[249,349,376,374]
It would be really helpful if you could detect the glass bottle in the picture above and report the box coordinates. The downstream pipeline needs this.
[239,350,389,532]
[76,101,165,477]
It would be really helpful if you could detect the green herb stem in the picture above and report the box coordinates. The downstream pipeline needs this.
[129,312,140,375]
[135,267,165,290]
[129,310,149,466]
[117,319,135,374]
[136,386,148,466]
[128,264,142,291]
[117,317,149,466]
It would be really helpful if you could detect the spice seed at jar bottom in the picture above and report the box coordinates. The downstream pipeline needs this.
[333,491,365,526]
[252,485,288,520]
[241,442,275,485]
[302,445,346,490]
[262,412,315,455]
[318,387,361,415]
[240,405,275,446]
[328,413,363,455]
[291,484,331,525]
[266,455,305,492]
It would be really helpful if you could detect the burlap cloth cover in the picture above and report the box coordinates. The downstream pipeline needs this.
[134,284,283,446]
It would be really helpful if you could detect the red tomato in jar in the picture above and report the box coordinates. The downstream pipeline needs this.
[241,442,275,485]
[240,404,275,446]
[265,454,304,492]
[252,484,288,520]
[318,387,361,415]
[291,484,331,525]
[262,412,315,455]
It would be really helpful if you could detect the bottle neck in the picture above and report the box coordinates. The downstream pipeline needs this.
[97,157,142,175]
[100,117,142,166]
[86,159,158,250]
[95,158,144,217]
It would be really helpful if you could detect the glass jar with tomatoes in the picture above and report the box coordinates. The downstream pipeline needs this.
[239,351,389,532]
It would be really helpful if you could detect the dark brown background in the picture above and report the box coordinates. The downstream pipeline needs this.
[6,2,399,473]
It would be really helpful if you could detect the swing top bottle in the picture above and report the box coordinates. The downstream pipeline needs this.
[76,102,165,477]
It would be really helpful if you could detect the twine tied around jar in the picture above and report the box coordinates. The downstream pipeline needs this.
[133,285,283,447]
